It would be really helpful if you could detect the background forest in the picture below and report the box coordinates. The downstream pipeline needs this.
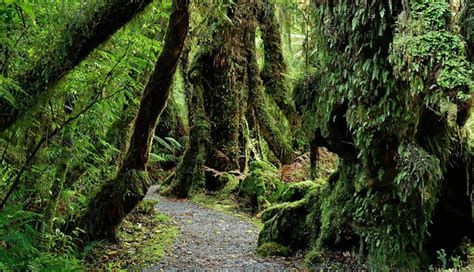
[0,0,473,270]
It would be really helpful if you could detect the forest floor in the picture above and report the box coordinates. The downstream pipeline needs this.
[144,185,303,271]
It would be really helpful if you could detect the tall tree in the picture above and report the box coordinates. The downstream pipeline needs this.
[165,0,253,196]
[0,0,153,133]
[73,0,190,241]
[165,0,294,197]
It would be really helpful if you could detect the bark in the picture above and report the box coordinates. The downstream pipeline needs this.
[73,0,189,241]
[164,57,208,197]
[257,0,298,127]
[0,0,153,133]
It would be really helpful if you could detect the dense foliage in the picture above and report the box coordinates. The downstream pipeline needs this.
[0,0,472,270]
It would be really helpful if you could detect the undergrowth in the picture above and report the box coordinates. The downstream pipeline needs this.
[84,199,178,270]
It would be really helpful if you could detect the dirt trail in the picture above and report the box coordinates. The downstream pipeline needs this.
[145,186,302,271]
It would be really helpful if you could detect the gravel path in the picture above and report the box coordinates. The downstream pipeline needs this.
[145,186,302,271]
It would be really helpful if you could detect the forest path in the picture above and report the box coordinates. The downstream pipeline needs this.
[144,185,302,271]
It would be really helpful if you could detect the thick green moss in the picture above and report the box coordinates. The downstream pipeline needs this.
[285,0,473,269]
[219,173,239,195]
[258,190,321,255]
[256,242,290,257]
[238,161,283,211]
[278,180,322,203]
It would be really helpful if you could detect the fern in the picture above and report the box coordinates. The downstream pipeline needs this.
[149,152,177,163]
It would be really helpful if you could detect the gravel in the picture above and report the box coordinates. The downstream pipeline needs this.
[145,186,302,271]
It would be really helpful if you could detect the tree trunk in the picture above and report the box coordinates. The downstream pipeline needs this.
[0,0,153,133]
[73,0,189,241]
[167,0,255,196]
[257,0,298,127]
[246,26,293,165]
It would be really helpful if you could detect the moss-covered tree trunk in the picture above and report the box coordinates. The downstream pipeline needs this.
[246,25,293,165]
[257,0,298,127]
[0,0,154,133]
[167,0,298,197]
[73,0,189,241]
[167,1,255,196]
[260,1,473,269]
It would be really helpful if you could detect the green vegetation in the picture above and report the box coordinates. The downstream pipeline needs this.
[0,0,472,270]
[85,200,179,269]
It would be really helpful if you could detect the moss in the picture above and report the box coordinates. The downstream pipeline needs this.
[282,0,473,269]
[220,173,239,195]
[246,29,294,164]
[304,248,324,266]
[239,160,283,211]
[257,0,298,127]
[278,180,321,203]
[256,242,290,257]
[73,169,151,241]
[317,166,358,251]
[85,209,178,270]
[135,199,159,215]
[258,190,321,254]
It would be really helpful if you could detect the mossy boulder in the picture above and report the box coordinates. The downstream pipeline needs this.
[277,180,323,202]
[256,242,290,257]
[257,190,321,255]
[219,173,239,195]
[135,199,159,215]
[239,160,284,211]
